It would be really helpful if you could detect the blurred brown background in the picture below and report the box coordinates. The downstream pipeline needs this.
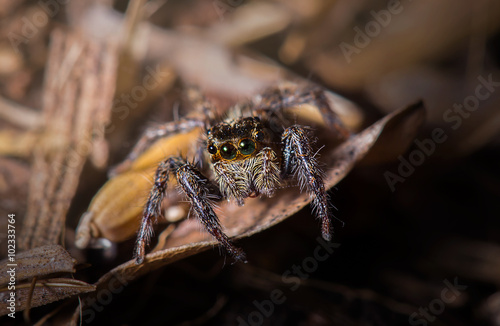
[1,0,500,325]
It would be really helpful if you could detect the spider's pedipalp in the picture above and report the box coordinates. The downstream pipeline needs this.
[213,160,251,206]
[281,125,332,241]
[252,147,281,197]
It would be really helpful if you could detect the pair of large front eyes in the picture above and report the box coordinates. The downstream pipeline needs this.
[207,138,256,160]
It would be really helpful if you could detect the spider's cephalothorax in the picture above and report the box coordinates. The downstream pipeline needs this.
[120,84,350,264]
[207,117,281,205]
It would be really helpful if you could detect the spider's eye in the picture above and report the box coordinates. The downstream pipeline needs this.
[239,139,256,155]
[207,144,217,154]
[220,143,237,160]
[255,131,265,142]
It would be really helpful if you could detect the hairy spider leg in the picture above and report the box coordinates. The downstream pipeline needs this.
[110,119,204,177]
[281,125,332,241]
[184,85,220,126]
[134,156,246,264]
[255,85,350,139]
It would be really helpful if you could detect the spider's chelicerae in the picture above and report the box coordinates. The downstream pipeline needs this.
[116,84,350,264]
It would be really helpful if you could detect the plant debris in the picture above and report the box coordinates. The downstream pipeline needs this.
[0,1,499,325]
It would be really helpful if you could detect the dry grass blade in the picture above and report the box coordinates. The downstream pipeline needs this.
[0,245,76,285]
[19,29,117,250]
[70,101,424,325]
[0,95,41,130]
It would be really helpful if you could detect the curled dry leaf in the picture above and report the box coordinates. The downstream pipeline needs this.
[0,278,95,316]
[0,245,76,285]
[75,128,201,247]
[0,245,94,316]
[71,101,424,324]
[359,100,426,165]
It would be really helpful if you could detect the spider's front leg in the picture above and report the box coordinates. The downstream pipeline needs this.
[134,156,246,264]
[281,125,333,241]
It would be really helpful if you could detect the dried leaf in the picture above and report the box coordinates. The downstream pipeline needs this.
[365,68,500,157]
[0,245,76,285]
[71,101,424,324]
[75,128,201,246]
[0,245,90,317]
[0,278,95,316]
[359,101,426,165]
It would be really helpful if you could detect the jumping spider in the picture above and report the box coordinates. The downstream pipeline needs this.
[114,84,350,264]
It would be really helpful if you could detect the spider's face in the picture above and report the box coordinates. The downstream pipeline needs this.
[206,117,266,163]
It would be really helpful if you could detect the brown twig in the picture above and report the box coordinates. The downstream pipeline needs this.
[19,29,117,250]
